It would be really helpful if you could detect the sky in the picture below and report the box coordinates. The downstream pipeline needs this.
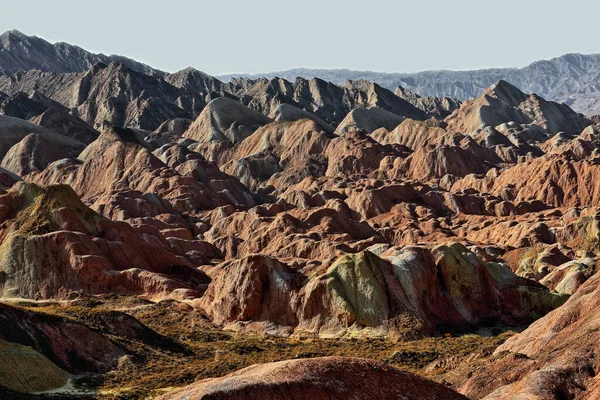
[0,0,598,75]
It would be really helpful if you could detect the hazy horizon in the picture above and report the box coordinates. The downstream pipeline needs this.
[1,0,598,75]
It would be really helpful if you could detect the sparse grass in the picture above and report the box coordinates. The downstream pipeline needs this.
[92,333,512,399]
[12,183,100,236]
[568,216,600,253]
[7,298,515,399]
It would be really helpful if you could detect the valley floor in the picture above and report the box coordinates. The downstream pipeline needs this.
[0,296,514,400]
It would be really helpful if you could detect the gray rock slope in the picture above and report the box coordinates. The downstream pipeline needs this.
[0,29,159,76]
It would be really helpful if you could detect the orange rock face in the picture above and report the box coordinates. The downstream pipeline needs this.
[0,182,209,299]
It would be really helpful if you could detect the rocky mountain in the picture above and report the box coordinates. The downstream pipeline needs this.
[0,63,206,131]
[217,53,600,116]
[0,31,453,130]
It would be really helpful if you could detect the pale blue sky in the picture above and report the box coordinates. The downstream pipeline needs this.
[0,0,597,75]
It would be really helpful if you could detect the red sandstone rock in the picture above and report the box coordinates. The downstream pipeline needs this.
[459,265,600,399]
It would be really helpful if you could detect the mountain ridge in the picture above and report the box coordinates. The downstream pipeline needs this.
[216,53,600,116]
[217,51,596,81]
[0,29,162,76]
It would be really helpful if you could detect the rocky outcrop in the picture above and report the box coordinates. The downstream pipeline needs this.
[153,142,255,207]
[1,133,82,176]
[164,67,224,97]
[445,80,590,136]
[145,118,193,147]
[30,126,254,220]
[0,91,99,144]
[202,197,378,261]
[0,62,201,131]
[221,119,331,191]
[539,258,596,295]
[0,114,85,176]
[0,91,49,120]
[300,247,564,336]
[0,303,123,373]
[371,118,446,149]
[157,357,468,400]
[198,255,302,333]
[401,143,494,181]
[224,77,300,118]
[341,80,427,121]
[220,53,600,117]
[183,97,272,144]
[325,130,403,177]
[0,114,84,161]
[395,85,461,118]
[223,76,428,127]
[270,103,334,133]
[198,248,564,337]
[452,153,600,208]
[29,106,99,144]
[334,107,404,135]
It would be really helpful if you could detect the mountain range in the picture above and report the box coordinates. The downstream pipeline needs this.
[1,28,600,400]
[3,30,600,116]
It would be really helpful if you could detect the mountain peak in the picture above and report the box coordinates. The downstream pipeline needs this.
[1,29,27,39]
[487,79,519,92]
[484,80,527,103]
[171,66,212,78]
[180,66,199,73]
[0,29,34,47]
